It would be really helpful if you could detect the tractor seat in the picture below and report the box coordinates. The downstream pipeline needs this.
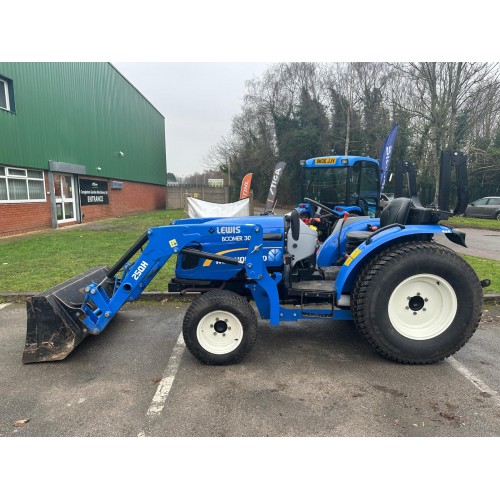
[346,197,412,246]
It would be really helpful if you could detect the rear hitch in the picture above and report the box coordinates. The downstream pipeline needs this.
[480,279,491,288]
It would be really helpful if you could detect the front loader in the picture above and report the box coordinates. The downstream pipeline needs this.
[23,151,487,366]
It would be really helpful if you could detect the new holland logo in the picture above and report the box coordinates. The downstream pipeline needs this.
[267,248,281,262]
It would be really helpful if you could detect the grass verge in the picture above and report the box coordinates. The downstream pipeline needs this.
[445,216,500,231]
[0,210,185,293]
[0,209,498,294]
[461,255,500,294]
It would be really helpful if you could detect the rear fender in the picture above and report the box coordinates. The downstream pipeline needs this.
[335,225,460,301]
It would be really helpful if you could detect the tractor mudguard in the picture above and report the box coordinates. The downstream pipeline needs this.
[334,224,460,301]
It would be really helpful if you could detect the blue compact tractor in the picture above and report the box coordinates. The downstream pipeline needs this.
[23,151,487,366]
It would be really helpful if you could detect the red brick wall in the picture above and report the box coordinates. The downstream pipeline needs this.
[0,177,166,238]
[80,178,166,223]
[0,177,52,237]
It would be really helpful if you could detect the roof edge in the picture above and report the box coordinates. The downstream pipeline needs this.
[108,63,165,119]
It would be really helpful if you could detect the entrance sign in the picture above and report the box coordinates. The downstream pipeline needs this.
[80,179,109,205]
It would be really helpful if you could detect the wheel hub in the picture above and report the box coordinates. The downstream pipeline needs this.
[388,274,457,340]
[214,320,228,334]
[197,310,242,354]
[408,295,425,311]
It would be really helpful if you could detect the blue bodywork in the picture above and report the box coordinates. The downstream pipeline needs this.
[78,217,331,333]
[332,224,457,301]
[316,216,375,267]
[75,208,461,338]
[172,215,285,281]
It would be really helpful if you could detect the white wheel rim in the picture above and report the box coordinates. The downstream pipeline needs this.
[197,310,243,355]
[388,273,457,340]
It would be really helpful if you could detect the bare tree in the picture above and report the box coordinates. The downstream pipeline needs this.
[393,62,500,196]
[320,63,362,154]
[201,61,500,204]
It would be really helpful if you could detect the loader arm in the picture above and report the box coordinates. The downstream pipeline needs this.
[82,222,281,334]
[23,221,280,363]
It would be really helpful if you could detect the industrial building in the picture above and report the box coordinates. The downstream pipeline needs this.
[0,62,166,237]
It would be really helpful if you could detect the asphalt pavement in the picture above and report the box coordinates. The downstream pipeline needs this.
[434,227,500,261]
[1,300,499,437]
[1,212,499,438]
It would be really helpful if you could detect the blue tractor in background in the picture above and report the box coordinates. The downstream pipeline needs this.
[297,155,381,220]
[23,151,487,368]
[294,155,381,246]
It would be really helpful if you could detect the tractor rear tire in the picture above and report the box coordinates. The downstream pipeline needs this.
[351,241,483,364]
[182,290,258,365]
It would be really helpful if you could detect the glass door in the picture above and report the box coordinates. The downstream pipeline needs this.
[54,174,76,223]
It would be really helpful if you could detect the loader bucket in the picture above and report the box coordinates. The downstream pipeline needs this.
[23,266,114,363]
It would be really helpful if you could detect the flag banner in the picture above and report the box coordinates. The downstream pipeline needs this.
[379,123,398,192]
[239,173,253,199]
[265,161,286,212]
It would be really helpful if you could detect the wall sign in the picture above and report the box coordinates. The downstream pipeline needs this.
[208,178,224,187]
[80,179,109,205]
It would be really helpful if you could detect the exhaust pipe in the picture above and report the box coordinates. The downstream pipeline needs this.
[22,266,113,363]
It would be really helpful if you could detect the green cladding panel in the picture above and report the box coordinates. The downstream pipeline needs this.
[0,62,166,185]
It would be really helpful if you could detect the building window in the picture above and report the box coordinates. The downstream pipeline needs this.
[0,166,46,203]
[0,76,14,112]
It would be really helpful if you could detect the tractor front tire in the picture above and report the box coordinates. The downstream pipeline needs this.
[351,241,483,364]
[182,290,258,365]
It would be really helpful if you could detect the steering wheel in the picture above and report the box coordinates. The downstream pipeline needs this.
[303,197,341,219]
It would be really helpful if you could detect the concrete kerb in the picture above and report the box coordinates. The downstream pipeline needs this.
[2,291,499,305]
[0,291,198,303]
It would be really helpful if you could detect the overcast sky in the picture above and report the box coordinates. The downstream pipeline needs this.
[112,62,270,179]
[7,4,492,182]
